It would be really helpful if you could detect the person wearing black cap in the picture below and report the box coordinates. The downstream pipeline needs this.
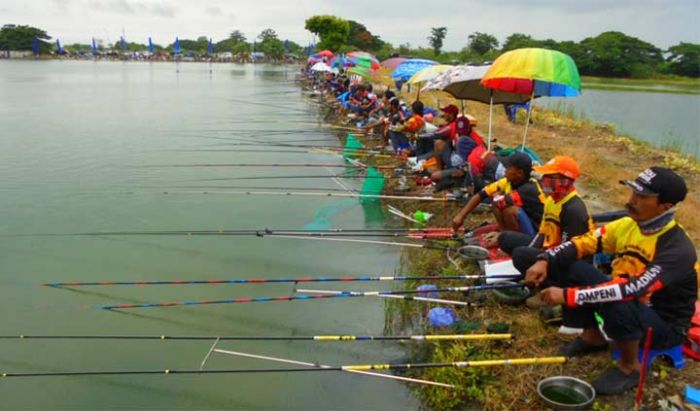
[452,151,544,234]
[525,167,697,395]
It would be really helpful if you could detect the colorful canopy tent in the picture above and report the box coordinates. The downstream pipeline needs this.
[482,48,581,148]
[347,66,373,78]
[349,55,380,70]
[381,57,407,69]
[329,54,354,68]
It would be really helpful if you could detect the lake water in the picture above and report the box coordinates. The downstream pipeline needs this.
[537,89,700,158]
[0,61,419,410]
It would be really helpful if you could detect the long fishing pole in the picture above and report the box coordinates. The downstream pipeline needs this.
[143,163,395,170]
[0,333,511,342]
[45,274,517,287]
[0,357,567,378]
[210,347,455,388]
[193,174,391,182]
[165,190,461,202]
[25,227,460,238]
[100,284,523,310]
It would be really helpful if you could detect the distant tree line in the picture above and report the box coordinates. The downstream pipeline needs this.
[2,21,698,78]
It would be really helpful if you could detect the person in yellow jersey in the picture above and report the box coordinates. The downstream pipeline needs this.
[452,152,544,236]
[525,167,697,395]
[499,155,594,273]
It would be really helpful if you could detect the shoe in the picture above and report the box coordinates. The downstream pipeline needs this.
[526,292,547,309]
[592,367,640,395]
[539,305,563,326]
[557,337,608,357]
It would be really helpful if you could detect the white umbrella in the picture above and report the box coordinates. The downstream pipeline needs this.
[310,62,332,72]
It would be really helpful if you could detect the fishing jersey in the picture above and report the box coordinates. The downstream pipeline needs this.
[545,217,698,329]
[534,191,593,249]
[478,177,545,227]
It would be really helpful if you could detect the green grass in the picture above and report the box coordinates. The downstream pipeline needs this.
[581,75,700,95]
[581,75,700,87]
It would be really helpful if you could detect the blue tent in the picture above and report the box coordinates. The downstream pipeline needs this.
[148,37,154,53]
[32,37,40,54]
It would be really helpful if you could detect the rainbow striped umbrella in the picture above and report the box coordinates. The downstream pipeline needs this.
[481,48,581,148]
[481,48,581,97]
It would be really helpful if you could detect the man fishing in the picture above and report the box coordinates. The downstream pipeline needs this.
[525,167,697,395]
[452,152,544,236]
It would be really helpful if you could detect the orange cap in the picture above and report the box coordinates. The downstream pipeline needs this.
[534,155,580,180]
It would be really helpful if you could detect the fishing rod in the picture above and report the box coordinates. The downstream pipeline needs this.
[209,347,455,388]
[0,357,567,378]
[143,163,396,170]
[193,174,391,182]
[0,333,511,342]
[27,227,459,238]
[45,274,518,287]
[100,284,523,310]
[165,190,462,202]
[159,185,361,193]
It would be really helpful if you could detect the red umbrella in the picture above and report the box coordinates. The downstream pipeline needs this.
[316,50,334,58]
[381,57,407,69]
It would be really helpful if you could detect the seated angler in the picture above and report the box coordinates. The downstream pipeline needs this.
[499,155,593,269]
[388,100,425,156]
[525,167,697,395]
[452,152,544,237]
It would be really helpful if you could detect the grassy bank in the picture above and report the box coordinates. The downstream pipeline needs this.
[313,69,699,409]
[581,75,700,95]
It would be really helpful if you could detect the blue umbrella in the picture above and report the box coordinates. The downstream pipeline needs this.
[306,43,314,57]
[56,39,62,55]
[208,38,214,55]
[173,37,181,54]
[391,59,438,89]
[120,36,126,51]
[32,37,39,54]
[284,39,289,53]
[148,37,154,53]
[91,38,97,54]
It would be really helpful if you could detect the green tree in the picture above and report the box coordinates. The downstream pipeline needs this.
[305,15,350,51]
[257,28,284,59]
[501,33,539,52]
[347,20,384,51]
[427,27,447,55]
[666,42,700,77]
[229,30,246,43]
[112,40,149,52]
[467,32,499,55]
[579,31,663,77]
[0,24,51,51]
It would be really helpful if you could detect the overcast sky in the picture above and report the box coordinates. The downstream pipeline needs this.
[2,0,698,49]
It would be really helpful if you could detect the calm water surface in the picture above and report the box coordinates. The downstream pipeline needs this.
[537,89,700,158]
[0,61,418,410]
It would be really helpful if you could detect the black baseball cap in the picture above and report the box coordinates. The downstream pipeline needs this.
[620,167,687,205]
[503,152,533,174]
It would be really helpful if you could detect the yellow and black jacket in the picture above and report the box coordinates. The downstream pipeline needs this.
[479,177,545,228]
[533,190,594,249]
[545,217,698,329]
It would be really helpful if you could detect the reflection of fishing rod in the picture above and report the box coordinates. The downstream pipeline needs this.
[45,274,517,287]
[0,333,508,342]
[0,357,565,378]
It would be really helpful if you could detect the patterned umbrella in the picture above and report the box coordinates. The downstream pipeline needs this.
[381,57,407,69]
[481,48,581,148]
